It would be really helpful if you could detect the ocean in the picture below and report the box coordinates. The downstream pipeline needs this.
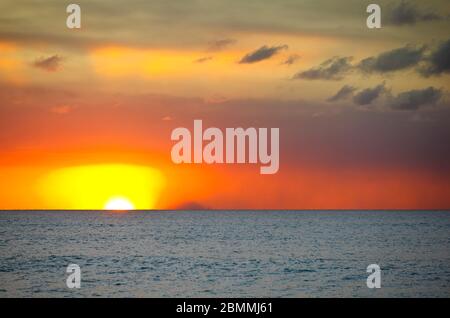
[0,210,449,297]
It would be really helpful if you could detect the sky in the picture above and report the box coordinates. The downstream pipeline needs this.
[0,0,449,209]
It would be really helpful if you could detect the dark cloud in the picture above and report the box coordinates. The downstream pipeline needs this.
[32,55,63,72]
[419,38,450,77]
[238,45,288,64]
[194,56,213,63]
[359,45,425,73]
[281,54,300,66]
[207,38,237,51]
[327,85,357,102]
[353,83,386,106]
[388,1,444,26]
[293,56,353,80]
[389,87,443,110]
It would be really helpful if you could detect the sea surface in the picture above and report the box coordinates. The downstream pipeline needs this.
[0,210,449,297]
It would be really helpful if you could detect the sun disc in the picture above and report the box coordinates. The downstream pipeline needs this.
[104,197,135,211]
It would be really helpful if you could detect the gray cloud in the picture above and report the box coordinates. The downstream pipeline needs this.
[353,83,386,105]
[281,54,300,66]
[359,45,425,73]
[32,55,63,72]
[327,85,357,102]
[239,45,288,64]
[207,38,236,51]
[388,1,444,26]
[419,38,450,77]
[293,56,353,80]
[194,56,213,63]
[389,87,443,110]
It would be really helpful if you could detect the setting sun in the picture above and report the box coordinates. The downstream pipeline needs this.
[38,164,165,210]
[104,197,135,211]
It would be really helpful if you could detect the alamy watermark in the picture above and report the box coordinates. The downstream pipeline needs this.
[66,264,81,289]
[65,4,381,30]
[171,120,280,174]
[366,264,381,289]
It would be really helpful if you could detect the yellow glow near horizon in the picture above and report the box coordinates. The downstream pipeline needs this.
[91,46,201,77]
[38,164,165,210]
[104,197,135,211]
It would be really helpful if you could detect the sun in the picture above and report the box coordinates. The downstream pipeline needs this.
[104,197,135,211]
[38,164,165,209]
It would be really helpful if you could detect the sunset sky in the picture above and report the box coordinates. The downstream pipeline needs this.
[0,0,449,209]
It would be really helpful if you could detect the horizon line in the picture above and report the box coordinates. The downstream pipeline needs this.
[1,209,449,212]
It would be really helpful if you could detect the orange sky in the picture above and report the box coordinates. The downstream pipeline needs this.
[0,1,450,209]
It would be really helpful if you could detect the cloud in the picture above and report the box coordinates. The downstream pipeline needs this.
[419,38,450,77]
[281,54,300,66]
[292,40,445,80]
[207,38,237,51]
[388,1,444,25]
[327,85,357,102]
[32,55,63,72]
[238,45,288,64]
[353,83,386,105]
[293,56,353,80]
[359,45,425,73]
[194,56,213,63]
[389,87,443,110]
